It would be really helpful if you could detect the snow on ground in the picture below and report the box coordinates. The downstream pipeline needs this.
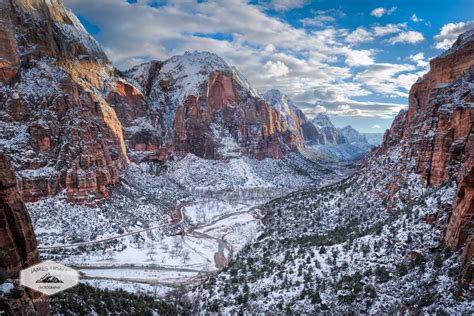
[191,146,472,314]
[81,268,199,282]
[81,279,173,298]
[31,151,351,298]
[183,200,250,225]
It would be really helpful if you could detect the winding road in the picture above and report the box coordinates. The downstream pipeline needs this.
[39,198,262,288]
[37,203,187,250]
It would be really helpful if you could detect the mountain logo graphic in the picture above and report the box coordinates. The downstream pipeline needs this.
[35,273,64,284]
[21,260,78,295]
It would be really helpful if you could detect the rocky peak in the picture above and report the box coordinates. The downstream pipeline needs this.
[311,113,347,145]
[2,0,112,88]
[0,0,129,202]
[339,125,367,144]
[312,113,334,128]
[262,89,326,145]
[263,89,297,116]
[263,89,306,127]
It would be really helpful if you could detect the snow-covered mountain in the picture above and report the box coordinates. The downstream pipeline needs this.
[362,133,384,146]
[191,30,474,314]
[123,52,306,161]
[339,125,367,144]
[306,122,375,162]
[312,113,348,144]
[262,89,327,145]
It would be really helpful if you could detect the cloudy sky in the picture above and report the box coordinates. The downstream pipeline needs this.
[65,0,473,132]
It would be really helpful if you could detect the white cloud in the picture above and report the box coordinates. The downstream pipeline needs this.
[388,31,424,44]
[355,63,417,97]
[300,9,345,27]
[372,23,406,37]
[302,99,405,118]
[264,44,276,53]
[372,124,381,128]
[264,60,289,77]
[346,23,407,45]
[371,7,396,18]
[434,21,474,49]
[314,105,327,112]
[346,27,374,44]
[408,52,429,68]
[301,82,405,118]
[259,0,308,12]
[411,14,422,23]
[342,48,375,66]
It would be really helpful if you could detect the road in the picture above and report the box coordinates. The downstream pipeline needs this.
[37,202,186,250]
[40,198,263,289]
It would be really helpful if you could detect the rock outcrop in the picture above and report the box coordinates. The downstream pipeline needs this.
[380,30,474,289]
[263,89,326,145]
[0,153,49,315]
[339,125,368,144]
[312,113,348,145]
[124,52,304,161]
[0,0,129,203]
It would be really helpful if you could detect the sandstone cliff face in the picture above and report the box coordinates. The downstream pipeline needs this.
[0,153,49,315]
[312,113,347,145]
[379,31,474,289]
[263,89,326,146]
[125,52,304,161]
[0,0,129,203]
[1,0,310,204]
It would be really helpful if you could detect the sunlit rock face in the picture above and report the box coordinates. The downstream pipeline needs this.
[312,113,348,145]
[0,0,310,204]
[263,89,326,146]
[0,153,49,315]
[379,30,474,288]
[0,0,129,203]
[124,52,305,161]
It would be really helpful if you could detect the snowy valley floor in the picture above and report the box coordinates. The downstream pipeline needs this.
[30,153,347,299]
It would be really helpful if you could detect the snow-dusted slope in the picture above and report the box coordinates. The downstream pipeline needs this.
[188,31,474,314]
[312,113,347,145]
[263,89,304,130]
[339,125,367,144]
[124,52,305,160]
[192,145,470,314]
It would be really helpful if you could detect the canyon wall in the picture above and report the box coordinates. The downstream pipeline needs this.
[380,31,474,288]
[0,153,49,315]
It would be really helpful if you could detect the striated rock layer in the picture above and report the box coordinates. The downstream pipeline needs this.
[124,52,305,161]
[380,31,474,289]
[0,153,49,315]
[263,89,327,145]
[0,0,129,203]
[1,1,309,204]
[312,113,348,145]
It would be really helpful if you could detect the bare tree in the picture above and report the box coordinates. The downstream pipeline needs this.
[146,241,157,262]
[182,249,190,264]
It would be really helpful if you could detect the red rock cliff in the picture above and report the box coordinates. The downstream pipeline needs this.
[0,0,129,203]
[124,52,304,161]
[380,31,474,289]
[0,153,49,315]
